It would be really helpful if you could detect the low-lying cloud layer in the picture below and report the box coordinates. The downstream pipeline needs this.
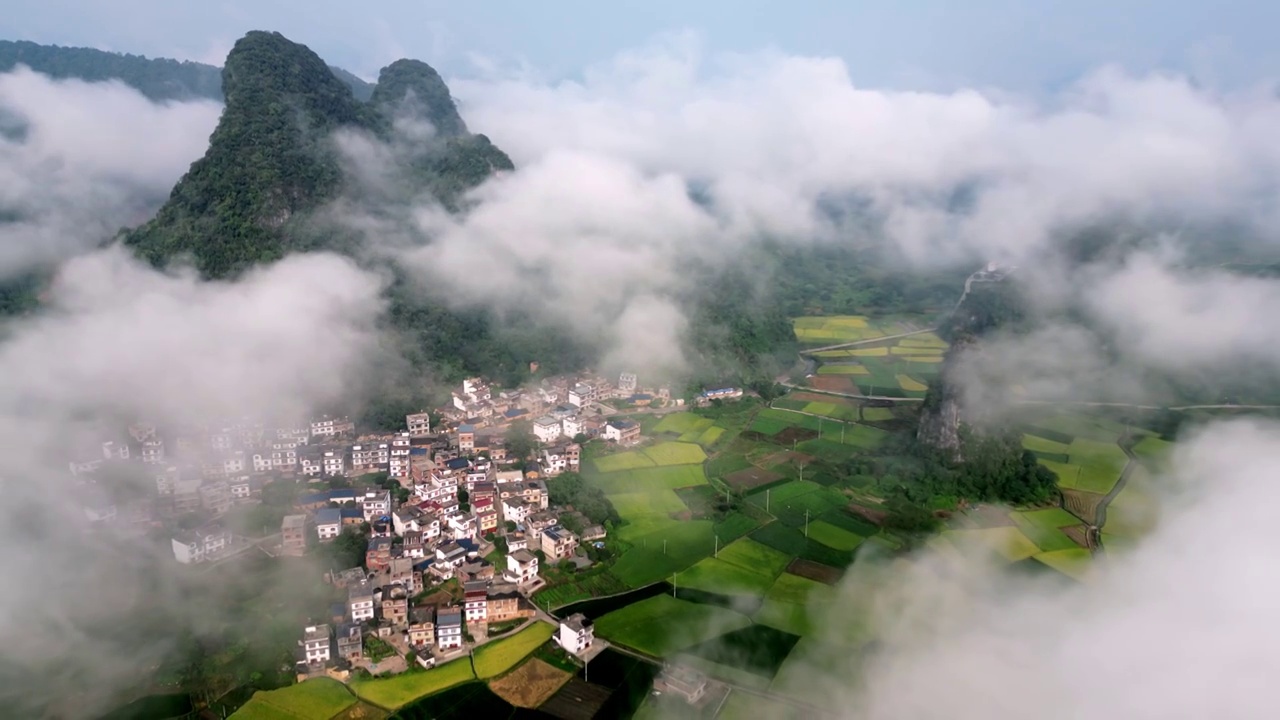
[0,67,221,277]
[328,36,1280,378]
[785,419,1277,719]
[0,247,390,715]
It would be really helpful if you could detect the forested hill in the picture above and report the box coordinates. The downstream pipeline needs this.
[0,39,374,102]
[123,31,512,279]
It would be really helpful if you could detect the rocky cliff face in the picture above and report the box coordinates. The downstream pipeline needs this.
[916,343,969,459]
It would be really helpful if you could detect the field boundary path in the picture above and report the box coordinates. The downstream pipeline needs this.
[605,643,840,718]
[1089,435,1140,555]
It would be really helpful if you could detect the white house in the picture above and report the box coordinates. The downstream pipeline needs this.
[436,609,463,650]
[556,614,595,656]
[502,497,533,525]
[171,524,231,564]
[348,582,376,622]
[301,624,332,665]
[618,372,638,394]
[362,490,392,521]
[463,581,488,624]
[603,419,641,444]
[568,383,595,408]
[140,439,165,464]
[315,508,342,541]
[561,415,584,439]
[322,449,346,477]
[310,415,354,438]
[504,549,540,587]
[389,433,412,480]
[533,416,561,444]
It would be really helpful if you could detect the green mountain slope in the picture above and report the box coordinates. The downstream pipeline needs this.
[122,31,511,277]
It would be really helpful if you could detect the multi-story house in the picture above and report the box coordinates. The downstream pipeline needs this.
[603,419,641,444]
[172,477,203,513]
[486,587,532,623]
[406,412,432,437]
[310,415,354,438]
[140,438,165,464]
[388,556,417,595]
[199,480,233,516]
[568,383,596,408]
[463,580,488,625]
[348,581,376,623]
[618,372,638,395]
[300,624,332,665]
[402,530,425,559]
[501,497,533,526]
[389,433,412,480]
[541,527,579,562]
[560,416,585,440]
[555,614,594,656]
[351,443,390,473]
[322,448,346,477]
[171,523,231,564]
[379,584,410,627]
[362,490,392,522]
[504,549,540,588]
[533,416,561,444]
[335,622,363,661]
[365,537,393,572]
[101,440,130,460]
[407,607,435,649]
[154,466,179,495]
[227,475,254,503]
[315,508,342,542]
[436,609,463,650]
[281,514,308,556]
[474,498,499,535]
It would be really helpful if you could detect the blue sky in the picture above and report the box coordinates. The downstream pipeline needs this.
[3,0,1279,90]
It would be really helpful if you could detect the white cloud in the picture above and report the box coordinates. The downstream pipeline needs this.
[0,67,221,276]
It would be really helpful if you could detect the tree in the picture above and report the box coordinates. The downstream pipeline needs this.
[504,520,517,533]
[324,527,369,569]
[572,433,588,444]
[505,420,538,460]
[457,488,470,512]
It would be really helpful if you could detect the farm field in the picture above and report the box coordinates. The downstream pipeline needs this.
[588,464,707,494]
[943,526,1041,562]
[714,537,794,577]
[1105,464,1160,538]
[1009,508,1083,552]
[231,679,356,720]
[487,659,571,708]
[350,658,476,710]
[651,412,711,435]
[676,556,778,595]
[1033,548,1094,582]
[472,622,555,679]
[592,451,654,473]
[804,520,865,551]
[1067,438,1128,494]
[609,520,716,587]
[640,441,707,466]
[593,594,753,657]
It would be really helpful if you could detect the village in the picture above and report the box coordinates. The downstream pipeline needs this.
[68,368,744,692]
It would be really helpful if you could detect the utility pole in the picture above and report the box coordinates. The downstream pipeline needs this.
[805,509,810,538]
[714,535,719,558]
[798,461,807,483]
[841,424,846,443]
[663,539,667,555]
[766,488,770,513]
[672,572,677,598]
